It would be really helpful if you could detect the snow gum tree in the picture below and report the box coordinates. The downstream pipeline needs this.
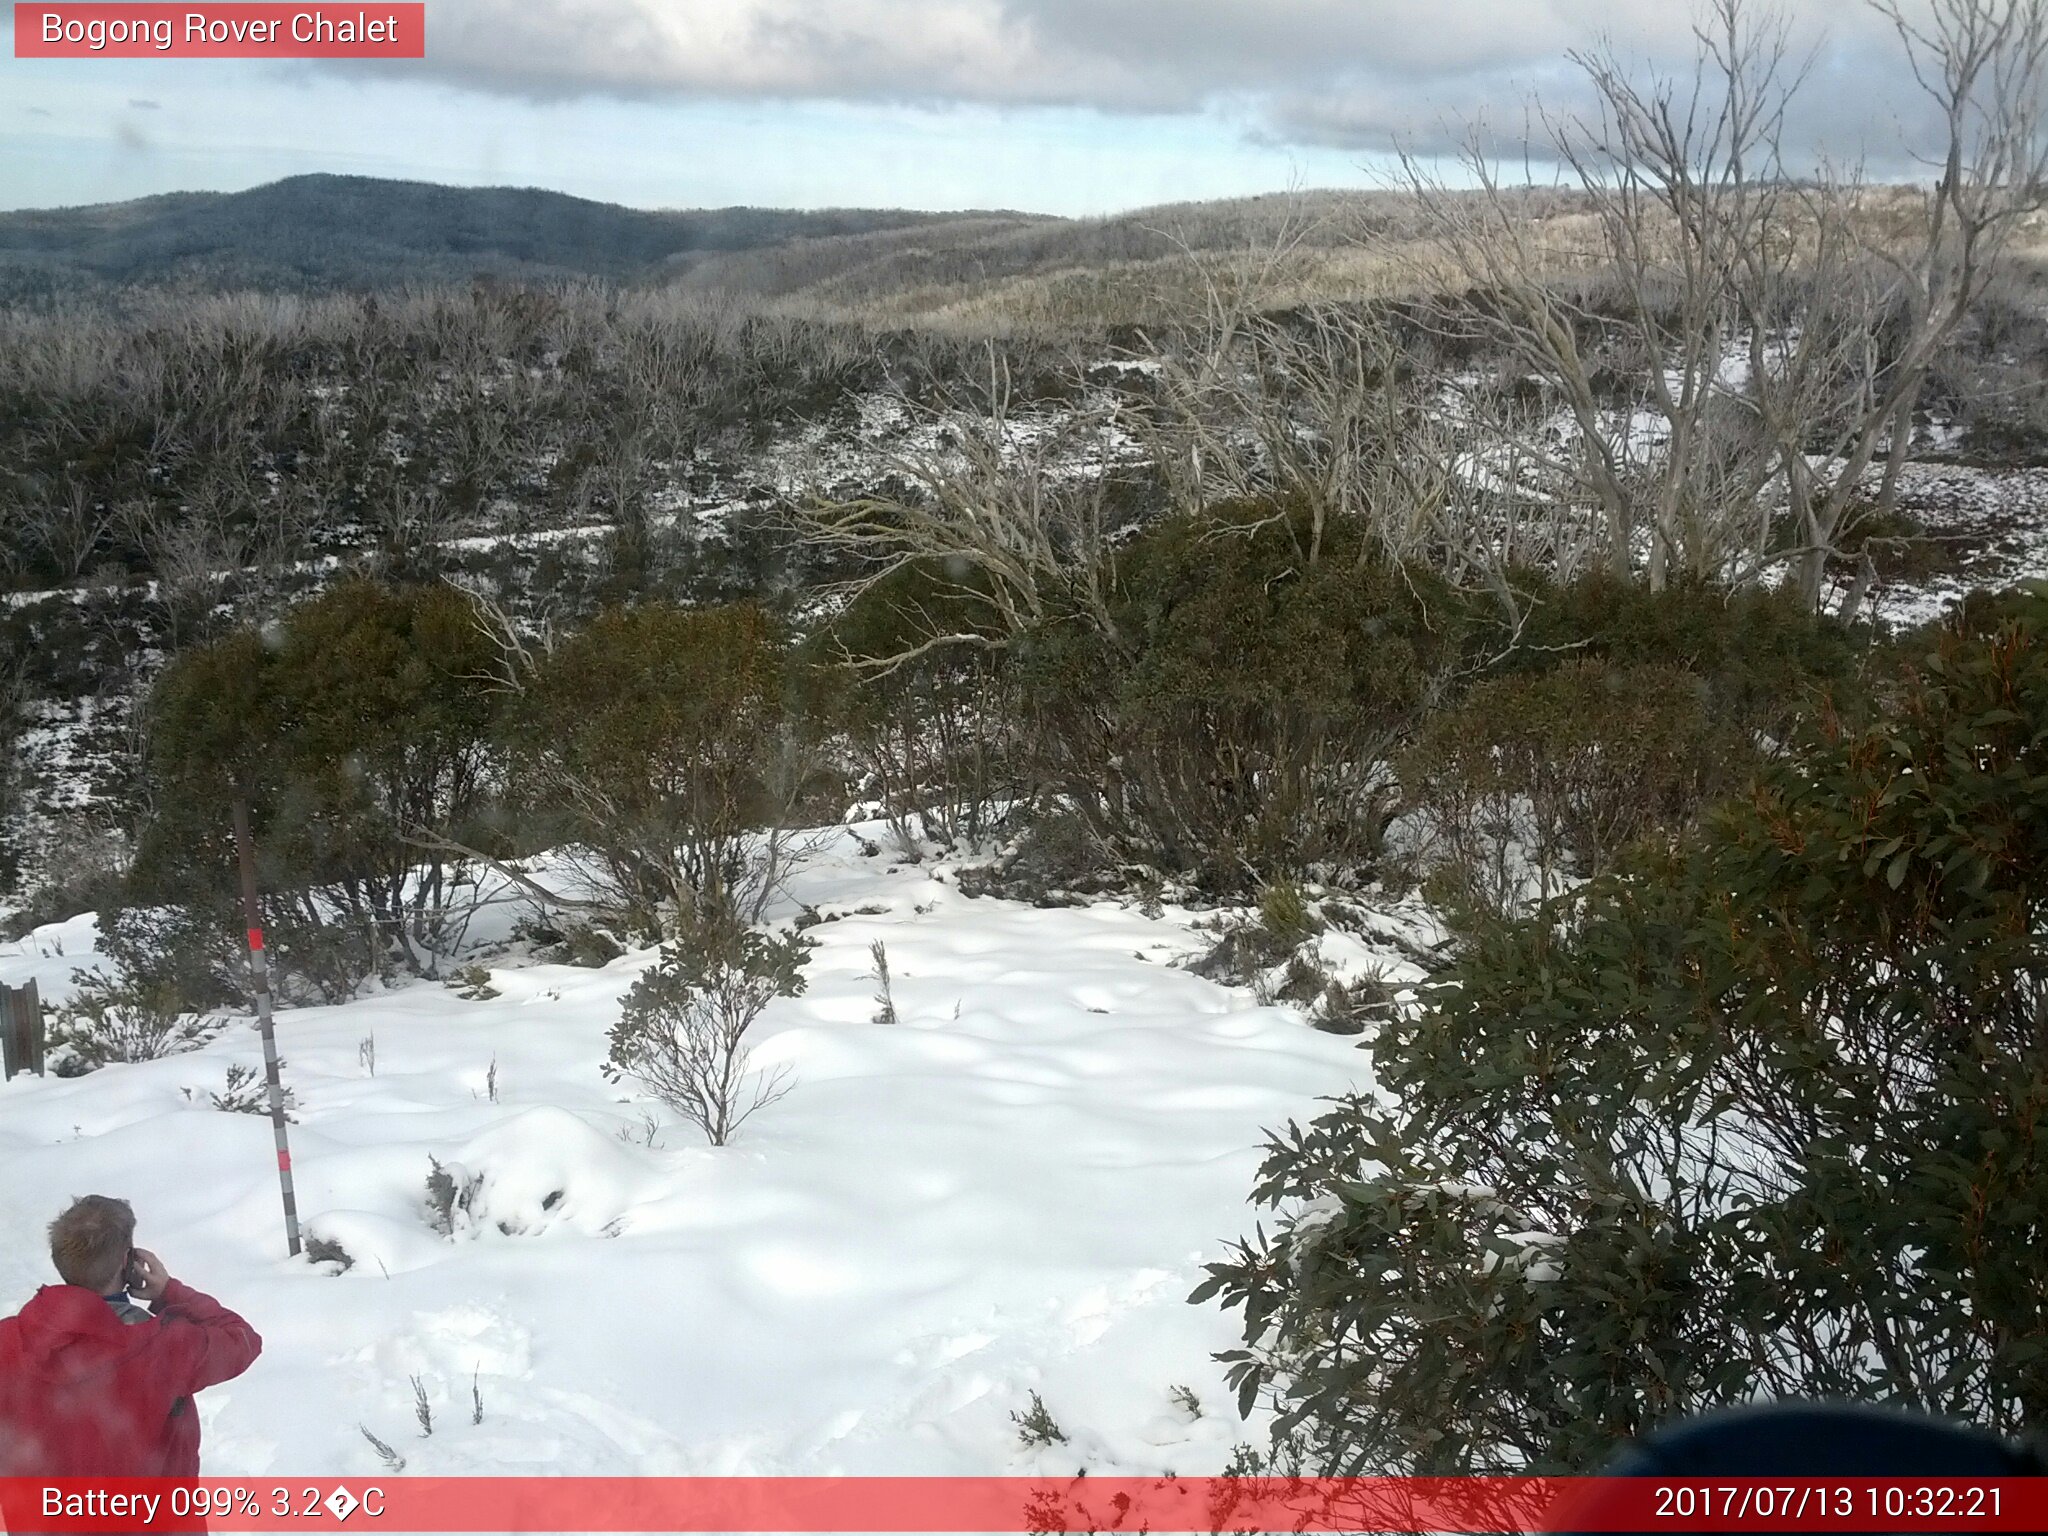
[1404,0,2048,607]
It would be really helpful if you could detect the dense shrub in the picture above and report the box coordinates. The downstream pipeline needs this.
[504,601,814,935]
[129,578,502,1000]
[1198,594,2048,1471]
[1017,500,1480,894]
[820,558,1017,852]
[1507,571,1868,746]
[1401,660,1750,927]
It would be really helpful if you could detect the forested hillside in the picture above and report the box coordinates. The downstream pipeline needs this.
[0,174,1039,300]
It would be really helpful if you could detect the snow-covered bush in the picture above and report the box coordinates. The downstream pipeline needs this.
[603,924,811,1146]
[1197,596,2048,1470]
[51,969,220,1072]
[200,1061,297,1118]
[423,1155,484,1237]
[423,1108,662,1237]
[304,1234,354,1274]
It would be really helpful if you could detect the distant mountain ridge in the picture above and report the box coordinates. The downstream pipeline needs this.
[0,173,1059,301]
[0,174,1483,326]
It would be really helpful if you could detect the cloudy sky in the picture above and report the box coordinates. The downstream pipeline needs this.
[0,1,1944,215]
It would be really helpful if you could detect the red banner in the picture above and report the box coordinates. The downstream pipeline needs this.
[2,1476,2043,1533]
[13,5,425,58]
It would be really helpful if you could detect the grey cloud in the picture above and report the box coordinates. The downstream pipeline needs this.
[27,107,54,118]
[128,98,162,111]
[378,0,1961,162]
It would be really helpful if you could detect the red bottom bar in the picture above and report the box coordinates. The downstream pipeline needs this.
[2,1476,2042,1533]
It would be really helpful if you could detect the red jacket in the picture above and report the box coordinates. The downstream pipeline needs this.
[0,1278,262,1477]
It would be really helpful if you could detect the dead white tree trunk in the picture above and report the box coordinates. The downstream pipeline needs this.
[1403,0,2048,607]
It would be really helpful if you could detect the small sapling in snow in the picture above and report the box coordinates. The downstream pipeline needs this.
[359,1425,405,1472]
[207,1061,296,1118]
[869,939,897,1025]
[604,924,812,1146]
[1011,1390,1068,1448]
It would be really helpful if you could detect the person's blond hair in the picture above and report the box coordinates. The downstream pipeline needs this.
[48,1195,135,1291]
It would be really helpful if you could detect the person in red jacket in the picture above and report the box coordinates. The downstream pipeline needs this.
[0,1194,262,1477]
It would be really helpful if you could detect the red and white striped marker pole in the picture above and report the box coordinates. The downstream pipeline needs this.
[231,798,302,1258]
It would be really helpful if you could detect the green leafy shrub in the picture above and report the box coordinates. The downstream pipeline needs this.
[819,559,1018,852]
[603,923,813,1146]
[1401,660,1749,928]
[1198,594,2048,1472]
[505,602,812,936]
[1018,500,1480,894]
[129,578,502,1000]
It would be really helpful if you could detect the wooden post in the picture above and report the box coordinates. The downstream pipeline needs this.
[2,980,44,1078]
[232,797,303,1257]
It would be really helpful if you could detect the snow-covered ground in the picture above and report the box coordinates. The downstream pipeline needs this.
[0,827,1381,1479]
[1861,461,2048,629]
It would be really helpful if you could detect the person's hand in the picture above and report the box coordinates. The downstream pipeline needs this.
[127,1248,170,1303]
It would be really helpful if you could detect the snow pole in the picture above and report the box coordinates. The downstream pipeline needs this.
[232,797,303,1258]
